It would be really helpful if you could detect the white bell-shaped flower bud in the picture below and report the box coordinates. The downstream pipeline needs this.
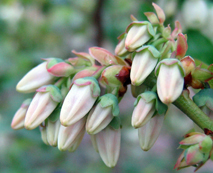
[132,92,156,128]
[96,126,121,168]
[58,117,86,151]
[16,62,55,93]
[131,46,160,86]
[86,94,119,134]
[155,59,185,104]
[25,85,62,130]
[11,98,31,130]
[138,114,164,151]
[60,77,100,126]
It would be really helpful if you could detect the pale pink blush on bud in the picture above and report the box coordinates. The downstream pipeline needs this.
[25,92,58,130]
[132,99,155,128]
[16,62,55,93]
[68,128,85,152]
[11,99,31,130]
[46,119,61,147]
[115,38,128,56]
[157,64,184,104]
[60,85,97,126]
[131,50,158,86]
[86,105,113,135]
[58,117,86,151]
[96,127,121,168]
[138,114,164,151]
[125,25,151,52]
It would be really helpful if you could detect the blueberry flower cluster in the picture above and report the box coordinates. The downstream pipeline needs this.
[12,3,213,171]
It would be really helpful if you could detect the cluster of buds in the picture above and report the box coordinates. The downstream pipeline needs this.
[11,2,213,171]
[174,131,213,172]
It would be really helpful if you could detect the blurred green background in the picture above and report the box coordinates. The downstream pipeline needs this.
[0,0,213,172]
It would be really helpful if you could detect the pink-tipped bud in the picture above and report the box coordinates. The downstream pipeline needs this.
[46,58,74,77]
[25,85,62,130]
[180,56,195,76]
[58,118,86,151]
[96,126,121,168]
[86,94,119,134]
[11,98,31,130]
[138,114,164,151]
[16,62,55,93]
[131,46,160,86]
[155,59,185,104]
[60,77,100,126]
[132,92,156,128]
[125,22,155,52]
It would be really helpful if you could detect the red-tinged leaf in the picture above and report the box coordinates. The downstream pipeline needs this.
[152,3,165,24]
[72,50,95,65]
[89,47,118,66]
[144,12,159,24]
[130,14,138,21]
[171,21,182,39]
[176,33,188,59]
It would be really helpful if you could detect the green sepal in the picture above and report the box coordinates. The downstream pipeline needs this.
[74,77,100,97]
[36,85,63,103]
[48,104,61,122]
[125,21,155,37]
[109,116,121,130]
[45,58,64,69]
[178,145,190,150]
[155,58,185,77]
[134,91,168,114]
[98,94,119,116]
[136,45,161,59]
[192,68,213,82]
[200,135,213,153]
[193,88,213,110]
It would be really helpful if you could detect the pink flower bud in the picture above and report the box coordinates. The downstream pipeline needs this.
[131,46,160,86]
[46,119,60,147]
[86,94,119,134]
[132,92,156,128]
[25,86,61,130]
[60,77,100,126]
[16,62,55,93]
[58,118,86,151]
[96,126,121,168]
[125,22,155,52]
[46,58,74,77]
[180,56,195,76]
[155,59,185,104]
[11,98,31,130]
[138,114,164,151]
[68,128,85,152]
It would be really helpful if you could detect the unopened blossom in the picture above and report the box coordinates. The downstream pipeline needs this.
[58,117,86,151]
[131,46,160,86]
[39,123,49,145]
[174,132,212,171]
[25,85,62,130]
[11,98,31,130]
[125,21,155,52]
[60,77,100,126]
[115,33,128,56]
[155,58,185,104]
[132,92,156,128]
[138,114,164,151]
[46,119,61,147]
[86,94,119,134]
[16,62,55,93]
[68,128,85,152]
[180,56,195,76]
[96,126,121,168]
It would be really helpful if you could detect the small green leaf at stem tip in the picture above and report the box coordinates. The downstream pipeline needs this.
[109,116,121,130]
[193,88,213,110]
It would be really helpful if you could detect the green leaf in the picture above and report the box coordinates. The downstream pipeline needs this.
[109,116,121,130]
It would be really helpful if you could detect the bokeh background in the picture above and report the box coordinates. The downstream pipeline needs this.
[1,0,213,172]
